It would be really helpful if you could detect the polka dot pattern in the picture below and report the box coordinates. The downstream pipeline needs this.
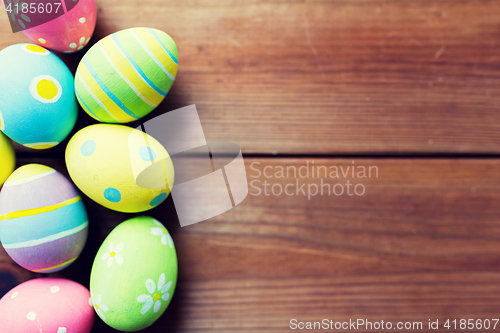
[80,140,97,156]
[0,278,95,332]
[66,124,174,213]
[0,43,79,150]
[16,0,96,53]
[104,188,122,203]
[29,75,62,104]
[21,44,49,55]
[139,146,156,162]
[150,193,167,207]
[37,80,58,99]
[26,45,44,53]
[26,312,36,320]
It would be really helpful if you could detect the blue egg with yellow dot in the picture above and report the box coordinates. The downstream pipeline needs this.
[0,44,78,149]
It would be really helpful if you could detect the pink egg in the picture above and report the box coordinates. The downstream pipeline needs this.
[20,0,97,53]
[0,278,95,332]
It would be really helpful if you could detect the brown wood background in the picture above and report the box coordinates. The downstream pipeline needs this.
[1,0,500,332]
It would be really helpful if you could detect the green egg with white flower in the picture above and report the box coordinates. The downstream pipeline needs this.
[89,216,177,331]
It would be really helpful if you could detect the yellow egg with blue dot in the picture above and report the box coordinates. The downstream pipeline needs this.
[0,132,15,187]
[65,124,175,213]
[0,44,78,149]
[74,27,178,123]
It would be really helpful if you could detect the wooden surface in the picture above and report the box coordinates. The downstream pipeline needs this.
[1,0,500,332]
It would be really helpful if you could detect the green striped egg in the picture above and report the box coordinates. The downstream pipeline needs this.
[74,27,178,123]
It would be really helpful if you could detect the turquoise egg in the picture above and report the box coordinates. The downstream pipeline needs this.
[0,44,78,149]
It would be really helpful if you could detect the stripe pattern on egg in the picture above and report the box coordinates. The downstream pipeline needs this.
[0,164,88,273]
[75,27,178,123]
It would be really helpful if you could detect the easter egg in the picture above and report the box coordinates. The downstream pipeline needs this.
[18,0,97,53]
[90,216,177,331]
[0,44,78,149]
[0,164,88,273]
[65,124,174,213]
[74,27,178,123]
[0,131,15,187]
[0,278,95,332]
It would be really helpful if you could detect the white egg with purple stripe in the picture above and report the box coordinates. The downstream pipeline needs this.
[0,164,88,273]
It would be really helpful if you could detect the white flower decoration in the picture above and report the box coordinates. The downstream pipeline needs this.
[137,273,172,315]
[64,36,90,52]
[90,288,109,321]
[151,220,173,248]
[101,242,124,268]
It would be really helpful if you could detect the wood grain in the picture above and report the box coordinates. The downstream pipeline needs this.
[1,157,499,332]
[1,0,500,154]
[1,0,500,332]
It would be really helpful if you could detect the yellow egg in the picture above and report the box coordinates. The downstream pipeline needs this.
[0,132,15,187]
[65,124,174,213]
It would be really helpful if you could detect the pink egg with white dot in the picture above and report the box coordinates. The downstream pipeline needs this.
[18,0,97,53]
[0,278,95,332]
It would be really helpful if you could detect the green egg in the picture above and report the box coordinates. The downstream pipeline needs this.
[89,216,177,331]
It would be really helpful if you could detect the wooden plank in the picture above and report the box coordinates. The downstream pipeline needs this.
[143,157,500,332]
[1,157,499,332]
[2,0,500,154]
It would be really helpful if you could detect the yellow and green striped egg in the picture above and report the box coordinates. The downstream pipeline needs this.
[75,27,178,123]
